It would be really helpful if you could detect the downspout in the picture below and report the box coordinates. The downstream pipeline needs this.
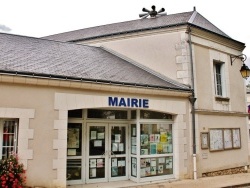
[187,26,197,180]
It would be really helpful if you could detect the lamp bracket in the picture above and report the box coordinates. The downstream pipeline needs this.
[230,54,247,65]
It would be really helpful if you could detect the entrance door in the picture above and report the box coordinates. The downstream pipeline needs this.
[86,123,128,183]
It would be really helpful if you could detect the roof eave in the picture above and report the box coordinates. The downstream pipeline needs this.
[0,70,192,93]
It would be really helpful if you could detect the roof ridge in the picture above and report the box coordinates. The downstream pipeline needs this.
[0,32,100,50]
[188,11,197,23]
[100,46,190,90]
[42,11,194,39]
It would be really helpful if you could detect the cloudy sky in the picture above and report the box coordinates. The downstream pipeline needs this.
[1,0,249,66]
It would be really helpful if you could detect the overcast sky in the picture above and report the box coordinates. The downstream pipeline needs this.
[1,0,249,66]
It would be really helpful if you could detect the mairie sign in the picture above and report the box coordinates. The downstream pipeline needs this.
[108,97,149,108]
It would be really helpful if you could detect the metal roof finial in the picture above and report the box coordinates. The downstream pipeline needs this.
[139,5,167,19]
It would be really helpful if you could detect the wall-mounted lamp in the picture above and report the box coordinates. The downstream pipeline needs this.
[230,54,250,79]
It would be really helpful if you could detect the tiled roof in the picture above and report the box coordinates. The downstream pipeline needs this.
[43,11,231,42]
[0,33,190,91]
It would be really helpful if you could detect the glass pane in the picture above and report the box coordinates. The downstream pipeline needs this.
[89,158,105,179]
[67,123,82,156]
[111,157,126,177]
[131,157,137,177]
[2,121,17,159]
[111,126,125,155]
[140,156,173,177]
[131,124,137,154]
[89,126,105,156]
[67,159,81,180]
[87,109,127,119]
[140,124,172,155]
[131,110,136,119]
[140,110,172,119]
[68,109,82,118]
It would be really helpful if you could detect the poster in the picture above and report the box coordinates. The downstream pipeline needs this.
[118,160,125,167]
[140,168,146,177]
[150,134,155,142]
[90,159,96,168]
[91,131,97,140]
[150,166,156,175]
[132,164,137,176]
[145,158,151,167]
[158,157,165,164]
[119,143,124,152]
[158,165,163,174]
[90,168,96,177]
[150,143,157,154]
[166,157,173,169]
[160,132,167,142]
[112,158,117,167]
[67,149,76,156]
[141,149,148,155]
[97,159,104,168]
[115,134,121,142]
[94,140,102,147]
[112,143,118,151]
[140,159,146,167]
[223,129,232,149]
[132,145,137,154]
[145,167,150,176]
[141,134,148,146]
[232,128,241,148]
[67,128,80,148]
[131,137,137,145]
[111,167,118,176]
[150,158,156,166]
[132,127,136,136]
[97,132,105,139]
[154,134,160,142]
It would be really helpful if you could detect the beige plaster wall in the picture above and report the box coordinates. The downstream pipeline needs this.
[94,31,190,84]
[193,45,246,113]
[0,81,191,187]
[0,83,58,187]
[197,114,249,176]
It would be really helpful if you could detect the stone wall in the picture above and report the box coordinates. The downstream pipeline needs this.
[202,166,247,177]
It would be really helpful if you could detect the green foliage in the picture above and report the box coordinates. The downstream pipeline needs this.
[0,154,26,188]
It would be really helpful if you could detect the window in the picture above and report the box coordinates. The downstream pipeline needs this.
[87,109,127,119]
[139,124,173,177]
[0,119,19,159]
[214,62,226,97]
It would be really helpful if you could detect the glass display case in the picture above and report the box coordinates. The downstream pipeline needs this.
[140,124,172,155]
[140,156,173,177]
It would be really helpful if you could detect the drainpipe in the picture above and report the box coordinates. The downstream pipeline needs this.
[187,26,197,180]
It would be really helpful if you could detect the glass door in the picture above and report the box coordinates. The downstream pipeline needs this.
[86,123,128,183]
[109,124,128,181]
[86,123,108,183]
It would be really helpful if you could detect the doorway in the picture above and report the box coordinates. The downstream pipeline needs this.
[86,123,128,183]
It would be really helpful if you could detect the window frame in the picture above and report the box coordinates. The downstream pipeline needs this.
[213,61,227,98]
[0,119,19,159]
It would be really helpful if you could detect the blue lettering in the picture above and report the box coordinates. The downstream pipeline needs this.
[139,99,142,107]
[108,97,149,108]
[108,97,118,106]
[127,98,130,107]
[119,98,126,107]
[143,99,149,108]
[131,98,138,107]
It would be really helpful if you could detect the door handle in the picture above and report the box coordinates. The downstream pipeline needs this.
[101,150,108,157]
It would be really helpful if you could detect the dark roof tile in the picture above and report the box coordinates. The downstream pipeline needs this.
[43,11,231,42]
[0,33,190,91]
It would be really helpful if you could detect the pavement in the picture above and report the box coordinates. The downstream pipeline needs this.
[68,172,250,188]
[128,172,250,188]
